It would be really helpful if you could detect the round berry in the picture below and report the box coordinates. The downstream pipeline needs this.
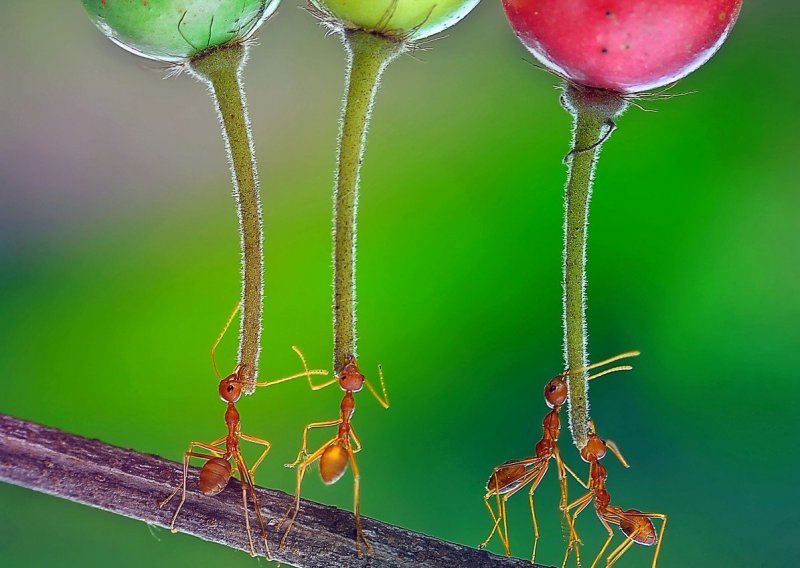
[312,0,480,41]
[502,0,742,93]
[82,0,278,63]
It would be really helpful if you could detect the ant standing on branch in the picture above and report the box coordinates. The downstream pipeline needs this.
[564,421,667,568]
[480,351,639,564]
[159,303,329,558]
[278,357,389,556]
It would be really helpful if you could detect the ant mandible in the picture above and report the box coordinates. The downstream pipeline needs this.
[159,303,329,558]
[480,351,639,564]
[278,355,389,556]
[564,422,667,568]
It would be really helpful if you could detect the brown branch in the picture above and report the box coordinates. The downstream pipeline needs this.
[0,414,545,568]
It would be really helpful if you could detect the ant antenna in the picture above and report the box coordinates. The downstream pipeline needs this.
[587,365,633,381]
[565,350,640,377]
[211,302,242,379]
[605,440,630,468]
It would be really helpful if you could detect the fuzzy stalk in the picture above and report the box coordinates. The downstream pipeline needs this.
[331,30,405,373]
[190,44,263,393]
[561,85,627,448]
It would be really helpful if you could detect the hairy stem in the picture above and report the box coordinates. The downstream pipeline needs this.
[191,44,263,393]
[332,30,405,373]
[561,85,627,448]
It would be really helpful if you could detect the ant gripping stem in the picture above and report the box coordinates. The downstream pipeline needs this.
[563,421,666,568]
[160,305,330,558]
[279,357,389,557]
[480,351,638,564]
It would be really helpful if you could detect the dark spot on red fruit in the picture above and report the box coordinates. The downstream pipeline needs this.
[605,10,612,17]
[601,47,608,54]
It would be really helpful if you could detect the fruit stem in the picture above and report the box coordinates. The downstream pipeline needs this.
[332,30,406,373]
[190,44,263,393]
[561,85,627,448]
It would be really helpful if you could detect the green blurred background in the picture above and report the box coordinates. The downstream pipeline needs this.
[1,1,797,566]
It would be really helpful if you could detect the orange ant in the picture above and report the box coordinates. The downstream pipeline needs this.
[159,303,328,558]
[278,355,389,556]
[479,351,640,564]
[563,422,667,568]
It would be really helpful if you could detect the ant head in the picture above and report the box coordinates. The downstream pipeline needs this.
[544,375,568,408]
[580,432,607,463]
[338,358,365,392]
[218,365,245,403]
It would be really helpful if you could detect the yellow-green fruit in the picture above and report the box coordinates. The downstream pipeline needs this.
[81,0,278,63]
[312,0,480,41]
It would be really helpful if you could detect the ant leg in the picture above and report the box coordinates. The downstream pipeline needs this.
[590,516,617,568]
[346,445,371,556]
[239,432,271,484]
[349,426,363,453]
[562,460,590,489]
[254,345,334,390]
[651,513,667,568]
[235,461,257,557]
[160,443,225,532]
[500,494,512,556]
[606,537,635,568]
[364,365,390,409]
[211,302,241,379]
[479,491,503,550]
[562,492,594,568]
[236,454,271,560]
[160,438,226,506]
[553,451,573,560]
[496,463,551,555]
[285,420,341,467]
[278,442,331,548]
[160,439,225,507]
[526,468,548,564]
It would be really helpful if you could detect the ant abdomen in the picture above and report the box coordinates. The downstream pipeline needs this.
[319,444,349,485]
[486,461,529,493]
[200,457,232,496]
[619,510,658,546]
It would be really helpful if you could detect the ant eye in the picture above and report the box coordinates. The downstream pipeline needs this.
[548,384,557,392]
[227,384,234,392]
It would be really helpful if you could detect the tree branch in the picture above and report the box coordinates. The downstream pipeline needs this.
[0,414,544,567]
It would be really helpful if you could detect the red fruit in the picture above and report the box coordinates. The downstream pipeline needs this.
[502,0,742,93]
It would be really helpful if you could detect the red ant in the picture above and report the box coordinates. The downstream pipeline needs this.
[159,303,328,558]
[278,355,389,556]
[563,422,667,568]
[479,351,640,564]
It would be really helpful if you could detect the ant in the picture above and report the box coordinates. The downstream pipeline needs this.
[278,355,389,556]
[480,351,640,564]
[159,303,329,558]
[563,422,667,568]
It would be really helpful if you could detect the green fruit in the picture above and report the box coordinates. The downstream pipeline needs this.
[81,0,278,62]
[312,0,480,41]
